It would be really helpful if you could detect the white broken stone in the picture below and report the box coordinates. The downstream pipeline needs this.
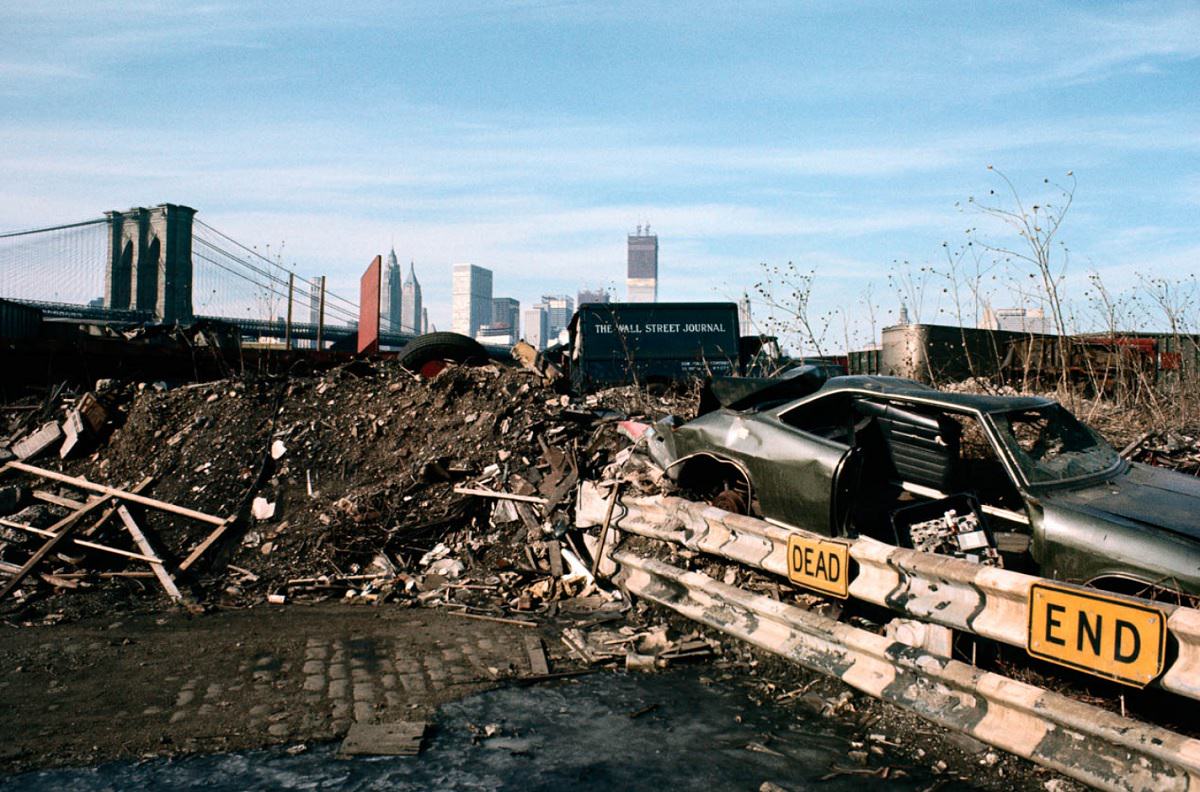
[271,440,287,460]
[251,497,276,521]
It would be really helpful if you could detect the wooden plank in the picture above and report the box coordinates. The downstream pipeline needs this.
[338,722,426,757]
[82,476,153,538]
[444,610,538,628]
[32,490,92,510]
[0,496,111,600]
[546,539,564,578]
[452,486,549,505]
[116,505,182,601]
[0,517,160,563]
[525,634,550,675]
[591,482,622,578]
[7,462,225,526]
[178,517,234,572]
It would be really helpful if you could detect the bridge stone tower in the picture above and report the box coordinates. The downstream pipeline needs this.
[104,204,196,323]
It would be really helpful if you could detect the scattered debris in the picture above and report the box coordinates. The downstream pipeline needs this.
[13,422,62,461]
[338,721,427,757]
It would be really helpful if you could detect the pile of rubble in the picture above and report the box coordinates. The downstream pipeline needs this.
[1122,429,1200,476]
[0,360,699,629]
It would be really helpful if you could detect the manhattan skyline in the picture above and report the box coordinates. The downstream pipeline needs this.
[2,2,1198,346]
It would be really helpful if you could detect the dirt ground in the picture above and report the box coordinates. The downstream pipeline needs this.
[0,599,1077,791]
[0,604,537,774]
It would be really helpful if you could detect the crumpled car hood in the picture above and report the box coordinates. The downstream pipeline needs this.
[1042,462,1200,541]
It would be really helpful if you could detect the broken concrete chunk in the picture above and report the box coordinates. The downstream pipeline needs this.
[14,421,63,461]
[251,497,276,521]
[426,557,465,579]
[491,499,520,525]
[270,440,287,460]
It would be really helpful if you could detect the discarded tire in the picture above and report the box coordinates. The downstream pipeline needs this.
[398,332,489,377]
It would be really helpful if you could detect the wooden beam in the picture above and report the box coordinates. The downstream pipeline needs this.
[452,486,549,505]
[116,505,182,601]
[82,476,154,538]
[0,516,159,563]
[7,462,225,526]
[178,517,234,572]
[0,496,111,600]
[32,491,93,510]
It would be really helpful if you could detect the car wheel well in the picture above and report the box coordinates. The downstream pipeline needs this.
[673,454,754,515]
[1086,575,1198,608]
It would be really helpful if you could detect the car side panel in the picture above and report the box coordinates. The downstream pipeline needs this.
[1037,502,1200,595]
[672,410,848,535]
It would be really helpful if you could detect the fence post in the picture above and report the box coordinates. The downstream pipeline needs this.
[285,273,294,351]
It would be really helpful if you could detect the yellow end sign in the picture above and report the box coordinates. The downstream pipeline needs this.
[786,535,850,598]
[1027,582,1166,687]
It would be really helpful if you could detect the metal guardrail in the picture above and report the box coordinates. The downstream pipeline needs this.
[610,547,1200,792]
[576,483,1200,701]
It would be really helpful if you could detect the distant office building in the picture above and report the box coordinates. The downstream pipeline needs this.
[476,323,515,346]
[577,287,610,306]
[308,276,324,326]
[422,307,430,334]
[381,249,402,333]
[626,225,658,302]
[523,306,549,351]
[452,264,493,338]
[492,297,520,336]
[980,307,1053,335]
[737,291,752,334]
[401,260,422,334]
[306,275,325,350]
[540,294,574,339]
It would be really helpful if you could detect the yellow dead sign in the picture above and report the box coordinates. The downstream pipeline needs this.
[786,534,850,598]
[1027,582,1166,687]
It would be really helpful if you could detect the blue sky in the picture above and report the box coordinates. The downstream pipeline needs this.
[2,1,1198,348]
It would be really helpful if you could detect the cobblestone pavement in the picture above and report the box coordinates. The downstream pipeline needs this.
[0,604,534,773]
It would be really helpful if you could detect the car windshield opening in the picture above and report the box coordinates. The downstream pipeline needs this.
[992,404,1120,484]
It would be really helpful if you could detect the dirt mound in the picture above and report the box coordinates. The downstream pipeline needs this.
[0,360,697,618]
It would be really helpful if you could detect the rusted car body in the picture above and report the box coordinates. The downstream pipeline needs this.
[654,373,1200,596]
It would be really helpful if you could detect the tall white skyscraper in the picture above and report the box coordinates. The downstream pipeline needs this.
[626,225,658,302]
[451,263,493,337]
[523,305,549,350]
[381,249,402,333]
[400,261,422,334]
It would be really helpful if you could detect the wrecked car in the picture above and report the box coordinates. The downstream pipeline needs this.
[651,371,1200,598]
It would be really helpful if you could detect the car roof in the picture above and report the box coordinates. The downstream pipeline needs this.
[799,375,1056,413]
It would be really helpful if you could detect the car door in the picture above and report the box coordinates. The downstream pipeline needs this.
[726,406,854,536]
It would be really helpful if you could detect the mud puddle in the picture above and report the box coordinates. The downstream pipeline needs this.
[0,668,961,791]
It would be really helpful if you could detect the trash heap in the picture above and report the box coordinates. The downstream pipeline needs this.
[1123,429,1200,476]
[0,360,699,629]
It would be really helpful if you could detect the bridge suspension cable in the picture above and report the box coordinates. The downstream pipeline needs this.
[191,220,359,330]
[0,217,108,307]
[0,212,367,343]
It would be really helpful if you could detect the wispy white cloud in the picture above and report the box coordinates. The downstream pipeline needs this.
[971,1,1200,88]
